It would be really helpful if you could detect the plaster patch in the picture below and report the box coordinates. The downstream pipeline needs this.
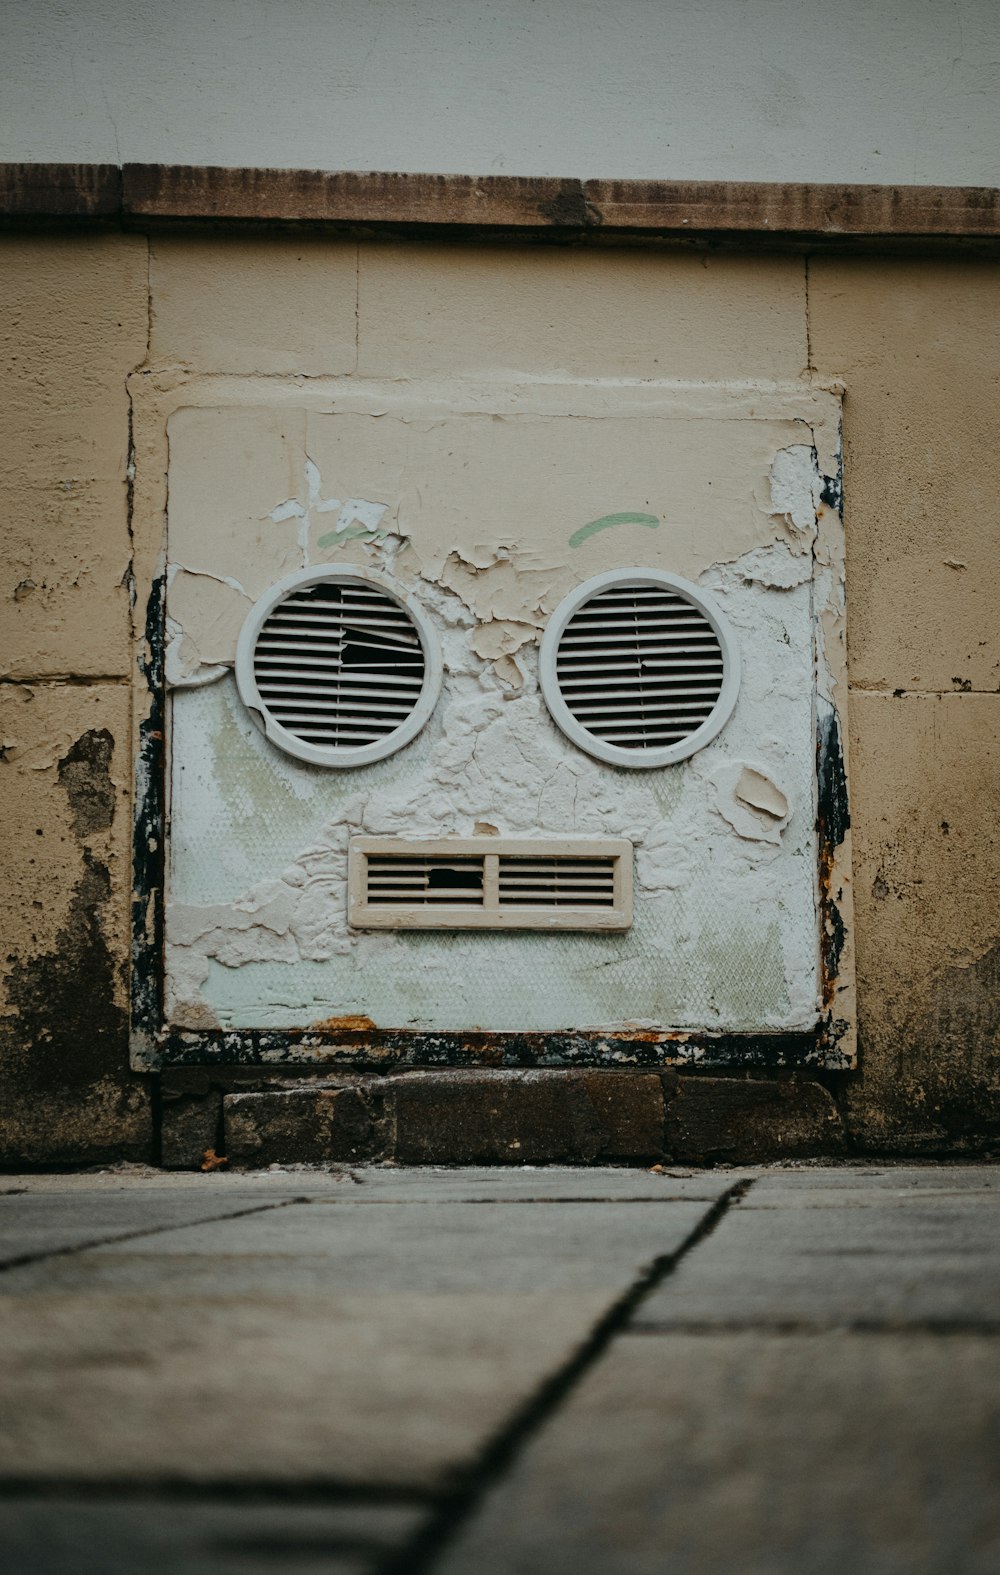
[766,444,822,534]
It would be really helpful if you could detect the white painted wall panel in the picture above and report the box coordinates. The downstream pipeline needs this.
[153,378,845,1038]
[4,0,998,185]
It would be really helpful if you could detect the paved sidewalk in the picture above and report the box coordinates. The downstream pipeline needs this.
[0,1163,997,1573]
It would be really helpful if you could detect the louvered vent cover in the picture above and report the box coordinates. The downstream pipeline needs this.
[235,568,441,767]
[539,569,740,768]
[349,838,633,930]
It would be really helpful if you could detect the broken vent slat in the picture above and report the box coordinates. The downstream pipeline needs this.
[349,838,633,931]
[241,572,439,767]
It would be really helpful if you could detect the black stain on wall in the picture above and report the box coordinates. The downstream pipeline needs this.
[58,729,116,837]
[1,851,126,1102]
[130,571,166,1048]
[1,723,150,1164]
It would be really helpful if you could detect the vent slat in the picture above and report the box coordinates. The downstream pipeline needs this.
[568,701,718,717]
[498,864,615,875]
[266,691,415,711]
[263,610,417,629]
[556,657,723,677]
[558,629,714,647]
[498,877,616,889]
[560,616,710,634]
[256,659,424,685]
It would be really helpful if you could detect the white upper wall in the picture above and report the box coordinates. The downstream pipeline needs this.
[4,0,998,185]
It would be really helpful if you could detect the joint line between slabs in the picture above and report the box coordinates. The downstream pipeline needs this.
[627,1317,1000,1337]
[374,1177,756,1575]
[0,1196,311,1275]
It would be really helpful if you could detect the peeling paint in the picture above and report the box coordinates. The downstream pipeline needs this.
[706,761,792,845]
[767,443,823,533]
[736,766,789,820]
[271,457,390,561]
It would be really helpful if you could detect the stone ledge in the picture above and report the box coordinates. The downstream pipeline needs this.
[2,166,998,248]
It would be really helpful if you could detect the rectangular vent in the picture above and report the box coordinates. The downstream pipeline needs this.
[349,837,632,931]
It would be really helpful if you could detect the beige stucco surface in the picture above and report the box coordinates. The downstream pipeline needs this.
[150,237,359,376]
[810,260,1000,1149]
[847,694,999,1149]
[357,247,808,380]
[0,235,147,680]
[0,231,997,1158]
[809,257,1000,694]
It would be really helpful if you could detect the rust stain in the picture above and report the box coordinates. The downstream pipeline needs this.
[310,1013,378,1034]
[200,1147,228,1171]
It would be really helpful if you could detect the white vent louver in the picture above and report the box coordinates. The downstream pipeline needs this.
[349,838,633,930]
[539,569,740,768]
[235,568,442,767]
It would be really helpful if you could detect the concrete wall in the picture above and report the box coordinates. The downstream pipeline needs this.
[3,0,999,186]
[1,233,997,1159]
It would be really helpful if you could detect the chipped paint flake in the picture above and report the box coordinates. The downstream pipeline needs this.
[768,444,822,533]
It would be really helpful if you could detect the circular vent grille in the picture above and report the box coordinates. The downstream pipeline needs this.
[235,568,441,767]
[539,570,740,768]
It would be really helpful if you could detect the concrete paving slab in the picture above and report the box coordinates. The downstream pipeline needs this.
[636,1185,1000,1328]
[747,1165,1000,1199]
[0,1189,311,1268]
[324,1167,743,1203]
[0,1199,716,1488]
[3,1166,742,1202]
[0,1496,427,1575]
[436,1331,1000,1575]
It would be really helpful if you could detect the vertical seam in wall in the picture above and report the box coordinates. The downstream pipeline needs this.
[804,253,813,373]
[355,241,361,370]
[145,235,153,365]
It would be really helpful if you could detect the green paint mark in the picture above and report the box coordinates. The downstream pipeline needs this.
[569,512,660,549]
[317,526,386,548]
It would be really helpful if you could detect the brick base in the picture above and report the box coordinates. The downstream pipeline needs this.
[157,1068,847,1169]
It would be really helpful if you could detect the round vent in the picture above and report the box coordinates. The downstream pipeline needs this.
[539,569,740,768]
[235,567,442,767]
